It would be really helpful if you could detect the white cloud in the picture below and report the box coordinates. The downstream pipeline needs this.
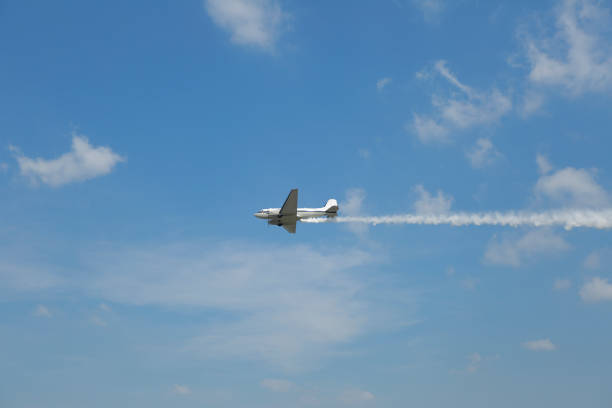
[172,384,191,395]
[411,61,511,143]
[204,0,287,51]
[534,166,610,208]
[413,184,453,214]
[525,0,612,95]
[553,278,571,291]
[339,389,375,404]
[523,338,557,351]
[376,77,392,91]
[33,305,51,318]
[580,277,612,302]
[260,378,294,392]
[466,138,501,168]
[11,133,124,187]
[484,229,570,267]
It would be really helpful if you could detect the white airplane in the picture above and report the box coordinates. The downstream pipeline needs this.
[254,189,338,233]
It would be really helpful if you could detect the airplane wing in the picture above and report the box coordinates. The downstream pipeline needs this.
[282,222,296,234]
[280,189,298,216]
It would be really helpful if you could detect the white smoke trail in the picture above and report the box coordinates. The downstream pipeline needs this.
[301,209,612,230]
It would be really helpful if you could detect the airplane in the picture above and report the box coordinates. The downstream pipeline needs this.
[254,189,338,233]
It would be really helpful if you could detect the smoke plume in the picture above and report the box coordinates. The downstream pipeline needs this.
[302,209,612,230]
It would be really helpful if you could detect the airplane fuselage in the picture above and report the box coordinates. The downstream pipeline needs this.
[254,207,333,220]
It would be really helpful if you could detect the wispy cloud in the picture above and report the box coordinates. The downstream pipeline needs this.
[376,77,392,91]
[536,154,554,175]
[524,0,612,95]
[411,61,511,143]
[466,138,501,168]
[484,229,570,267]
[77,242,406,370]
[580,277,612,302]
[204,0,288,52]
[341,188,369,236]
[522,338,557,351]
[10,132,124,187]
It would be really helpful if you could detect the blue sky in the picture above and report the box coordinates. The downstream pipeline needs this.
[1,0,612,406]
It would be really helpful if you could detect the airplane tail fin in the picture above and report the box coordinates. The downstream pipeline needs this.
[324,199,338,214]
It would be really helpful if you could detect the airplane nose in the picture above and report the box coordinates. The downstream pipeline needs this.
[254,212,261,218]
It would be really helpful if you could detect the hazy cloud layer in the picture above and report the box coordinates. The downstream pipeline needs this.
[72,241,409,370]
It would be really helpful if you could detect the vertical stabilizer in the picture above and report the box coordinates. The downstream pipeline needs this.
[324,199,338,213]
